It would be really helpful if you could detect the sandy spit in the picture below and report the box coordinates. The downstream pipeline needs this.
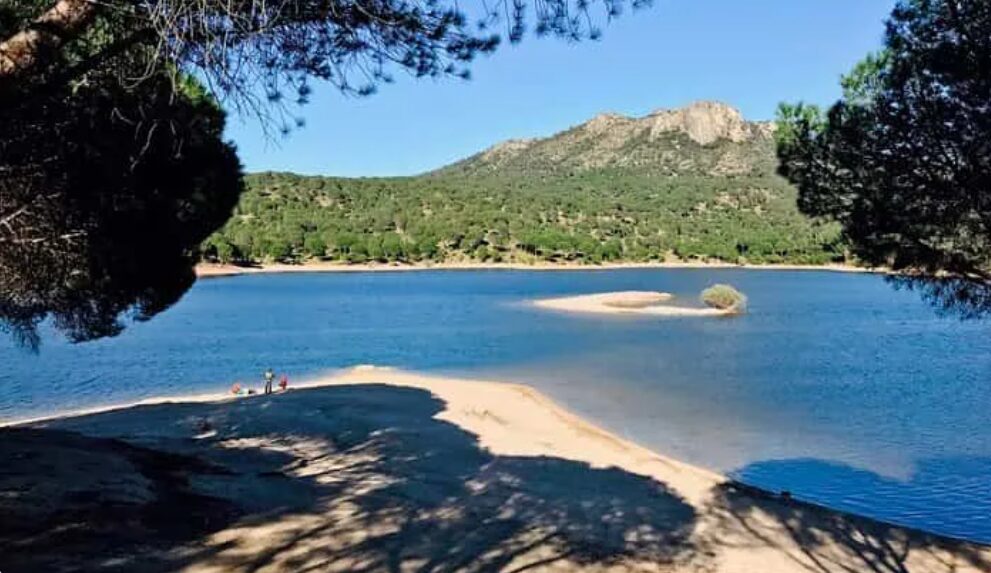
[196,260,878,278]
[2,366,987,573]
[532,291,735,317]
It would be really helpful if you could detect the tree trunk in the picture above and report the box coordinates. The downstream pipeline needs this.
[0,0,98,80]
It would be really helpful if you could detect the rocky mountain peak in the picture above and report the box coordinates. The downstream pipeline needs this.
[441,101,778,177]
[647,101,763,145]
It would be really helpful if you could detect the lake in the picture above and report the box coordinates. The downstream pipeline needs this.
[2,269,990,543]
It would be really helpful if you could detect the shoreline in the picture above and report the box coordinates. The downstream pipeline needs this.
[5,366,987,571]
[196,260,880,278]
[6,367,987,537]
[4,365,722,482]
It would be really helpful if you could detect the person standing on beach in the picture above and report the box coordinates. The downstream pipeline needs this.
[264,368,275,395]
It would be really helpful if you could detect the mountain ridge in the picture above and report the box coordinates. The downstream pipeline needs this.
[436,101,778,177]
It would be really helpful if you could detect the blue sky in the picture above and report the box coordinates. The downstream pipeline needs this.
[226,0,896,177]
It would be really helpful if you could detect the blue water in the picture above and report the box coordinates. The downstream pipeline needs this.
[2,269,990,543]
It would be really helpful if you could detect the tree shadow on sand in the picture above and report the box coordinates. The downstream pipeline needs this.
[704,469,991,573]
[1,384,700,572]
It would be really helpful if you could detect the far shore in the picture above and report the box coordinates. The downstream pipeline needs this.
[196,259,880,278]
[3,365,987,572]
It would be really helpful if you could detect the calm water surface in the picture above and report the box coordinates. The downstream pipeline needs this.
[2,269,990,543]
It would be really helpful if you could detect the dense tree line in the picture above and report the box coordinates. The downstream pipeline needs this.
[203,170,843,266]
[777,0,991,317]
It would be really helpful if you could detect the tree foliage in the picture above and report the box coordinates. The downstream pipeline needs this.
[2,0,649,129]
[0,79,243,348]
[776,0,991,317]
[203,169,842,266]
[0,5,243,348]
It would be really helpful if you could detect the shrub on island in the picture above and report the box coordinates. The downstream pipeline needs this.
[700,284,747,313]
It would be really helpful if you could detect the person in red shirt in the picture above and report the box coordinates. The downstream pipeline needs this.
[278,374,288,392]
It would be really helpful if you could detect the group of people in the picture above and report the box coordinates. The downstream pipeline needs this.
[230,368,289,396]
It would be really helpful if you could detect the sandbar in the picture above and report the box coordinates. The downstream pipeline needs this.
[2,366,986,572]
[533,290,735,316]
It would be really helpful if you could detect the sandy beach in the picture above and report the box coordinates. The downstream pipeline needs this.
[196,260,877,278]
[2,366,987,572]
[532,291,736,317]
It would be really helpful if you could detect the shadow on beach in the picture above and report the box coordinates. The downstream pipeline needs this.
[705,480,991,573]
[726,456,991,547]
[0,385,697,572]
[1,384,987,572]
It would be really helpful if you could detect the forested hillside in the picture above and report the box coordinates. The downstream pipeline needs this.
[203,102,845,266]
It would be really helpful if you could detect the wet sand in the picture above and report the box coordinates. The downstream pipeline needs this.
[2,366,986,572]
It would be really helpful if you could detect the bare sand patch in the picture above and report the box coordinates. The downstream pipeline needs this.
[533,291,735,316]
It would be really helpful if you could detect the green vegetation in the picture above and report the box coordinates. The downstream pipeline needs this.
[776,0,991,318]
[0,3,242,348]
[700,284,747,312]
[205,105,847,268]
[204,168,844,267]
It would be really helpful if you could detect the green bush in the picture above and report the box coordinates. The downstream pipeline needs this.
[700,284,747,312]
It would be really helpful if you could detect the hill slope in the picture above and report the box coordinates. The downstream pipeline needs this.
[438,101,778,177]
[204,102,843,265]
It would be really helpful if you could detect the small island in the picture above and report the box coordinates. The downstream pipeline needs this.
[533,289,741,317]
[700,284,748,313]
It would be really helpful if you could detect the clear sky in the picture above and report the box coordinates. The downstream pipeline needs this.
[225,0,896,177]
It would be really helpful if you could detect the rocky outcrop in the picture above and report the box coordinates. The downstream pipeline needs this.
[440,101,778,177]
[581,101,776,146]
[647,101,771,145]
